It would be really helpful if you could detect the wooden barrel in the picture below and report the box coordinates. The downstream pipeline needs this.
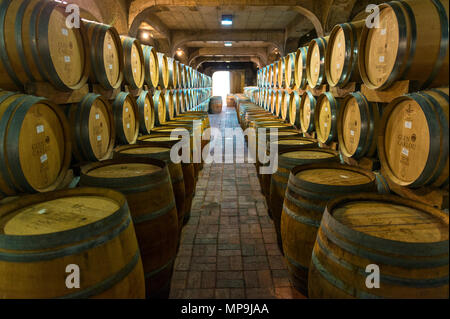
[0,0,89,91]
[308,193,449,299]
[113,145,186,237]
[120,36,145,90]
[282,163,376,295]
[278,58,286,88]
[269,149,340,253]
[135,90,155,135]
[300,91,317,134]
[280,91,290,122]
[378,88,449,188]
[84,20,123,90]
[167,57,178,89]
[260,137,317,204]
[67,93,115,162]
[157,52,169,89]
[80,158,178,299]
[164,90,175,121]
[112,92,139,145]
[0,91,71,196]
[306,37,329,89]
[209,96,223,114]
[137,135,196,224]
[359,0,449,90]
[275,91,282,117]
[179,63,186,88]
[295,47,308,90]
[374,171,391,194]
[0,187,145,298]
[176,61,182,89]
[289,91,301,128]
[153,90,167,126]
[325,20,364,87]
[338,92,381,159]
[285,53,297,89]
[142,45,159,88]
[314,92,341,145]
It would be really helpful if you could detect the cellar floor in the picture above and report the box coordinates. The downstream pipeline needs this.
[169,104,305,299]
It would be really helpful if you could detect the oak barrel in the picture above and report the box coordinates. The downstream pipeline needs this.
[157,52,169,89]
[142,45,159,88]
[209,96,223,114]
[314,92,341,145]
[0,91,71,196]
[84,20,123,90]
[295,47,309,90]
[67,93,115,162]
[112,92,139,145]
[378,88,449,188]
[299,91,317,134]
[338,92,381,159]
[0,0,89,91]
[165,90,176,121]
[0,187,146,298]
[308,193,449,298]
[136,90,155,135]
[306,37,329,89]
[120,36,145,90]
[281,163,376,295]
[153,90,167,126]
[288,91,301,128]
[80,158,178,299]
[285,52,297,89]
[167,57,178,89]
[359,0,449,90]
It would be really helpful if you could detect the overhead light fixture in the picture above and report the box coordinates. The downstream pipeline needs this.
[221,15,233,26]
[176,49,184,56]
[141,32,150,40]
[224,42,233,47]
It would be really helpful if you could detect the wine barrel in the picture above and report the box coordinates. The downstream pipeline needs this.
[157,52,169,89]
[338,92,381,159]
[167,57,178,89]
[136,91,155,135]
[280,91,290,122]
[270,149,340,253]
[153,90,167,126]
[165,90,175,121]
[142,45,159,88]
[137,135,196,224]
[300,91,317,134]
[67,93,115,162]
[378,88,449,188]
[80,158,178,299]
[0,0,89,91]
[0,91,71,196]
[306,37,329,89]
[308,193,449,299]
[325,20,364,87]
[314,92,341,145]
[84,20,123,90]
[282,163,376,295]
[0,187,145,298]
[209,96,223,114]
[289,91,301,128]
[113,145,186,238]
[285,53,297,89]
[278,58,286,88]
[374,171,391,194]
[359,0,449,90]
[112,92,139,145]
[295,47,308,90]
[120,36,145,90]
[275,91,282,118]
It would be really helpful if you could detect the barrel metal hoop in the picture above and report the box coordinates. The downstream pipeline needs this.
[133,200,176,225]
[285,189,325,214]
[396,1,417,82]
[15,0,35,83]
[284,253,309,273]
[145,256,176,279]
[282,203,322,227]
[60,249,141,299]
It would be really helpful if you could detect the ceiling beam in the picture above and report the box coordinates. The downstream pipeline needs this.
[192,56,263,69]
[188,47,268,66]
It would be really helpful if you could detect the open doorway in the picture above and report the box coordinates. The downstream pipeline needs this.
[212,71,230,106]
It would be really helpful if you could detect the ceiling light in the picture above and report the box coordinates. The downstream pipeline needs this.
[221,15,233,26]
[176,49,184,56]
[141,32,150,40]
[224,42,233,47]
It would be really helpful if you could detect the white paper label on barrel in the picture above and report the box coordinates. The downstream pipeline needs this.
[338,42,341,48]
[125,108,129,113]
[379,56,385,63]
[402,148,409,156]
[97,135,101,141]
[324,123,328,128]
[109,64,113,70]
[36,125,44,134]
[340,175,349,179]
[108,44,112,50]
[315,68,318,73]
[62,28,68,36]
[381,29,386,35]
[127,123,130,129]
[145,116,149,121]
[337,63,340,69]
[325,107,328,112]
[64,56,71,63]
[350,130,355,136]
[134,68,137,73]
[40,154,48,163]
[405,121,412,129]
[96,114,100,120]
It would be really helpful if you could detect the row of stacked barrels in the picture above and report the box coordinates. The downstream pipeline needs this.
[0,0,213,299]
[241,0,449,299]
[0,1,212,92]
[258,0,448,91]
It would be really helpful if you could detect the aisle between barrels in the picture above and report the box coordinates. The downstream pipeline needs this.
[169,104,305,299]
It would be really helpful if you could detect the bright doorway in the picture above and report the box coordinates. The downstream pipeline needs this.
[212,71,230,106]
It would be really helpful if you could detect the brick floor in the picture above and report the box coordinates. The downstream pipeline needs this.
[169,105,305,299]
